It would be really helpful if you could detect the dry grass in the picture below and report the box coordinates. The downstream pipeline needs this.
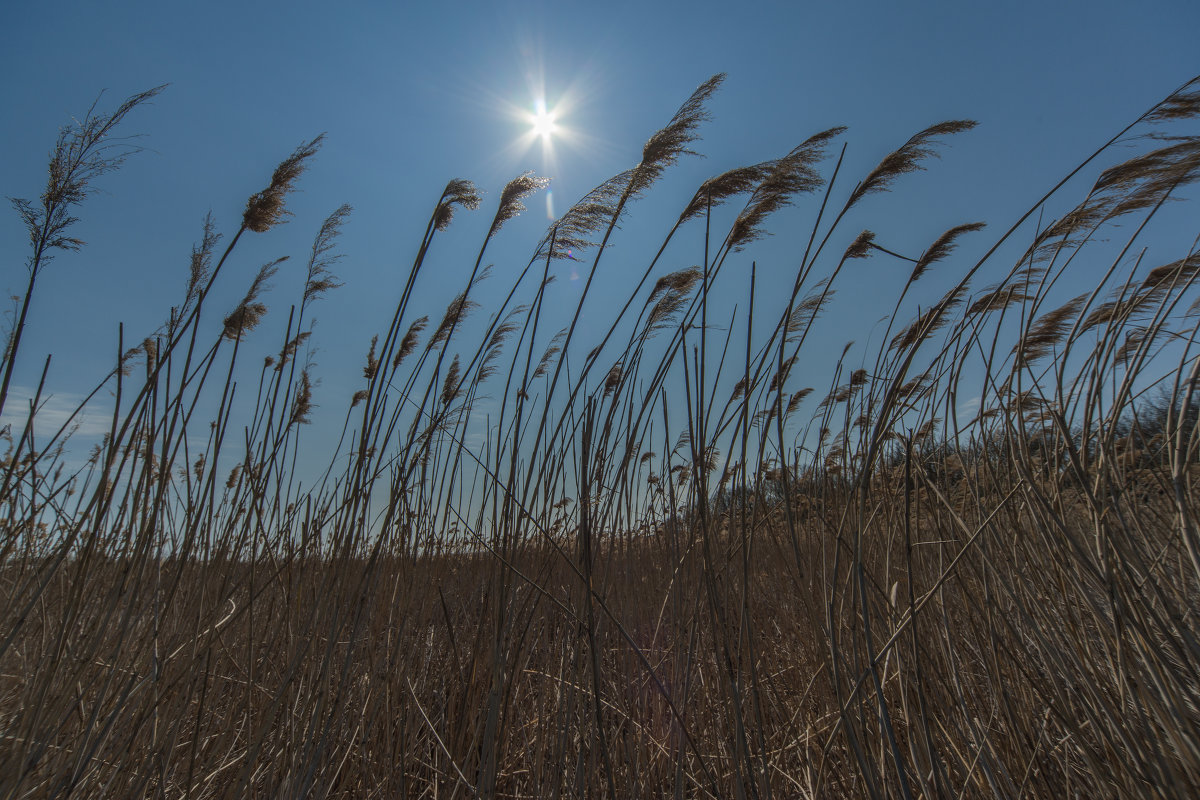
[2,74,1200,798]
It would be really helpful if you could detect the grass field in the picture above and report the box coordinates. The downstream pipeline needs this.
[3,75,1200,798]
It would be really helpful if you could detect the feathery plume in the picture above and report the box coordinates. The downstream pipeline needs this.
[1092,138,1200,203]
[533,329,567,379]
[695,446,719,477]
[890,285,968,352]
[477,306,525,384]
[142,337,158,375]
[441,355,461,407]
[1015,293,1087,364]
[1081,298,1124,332]
[752,406,777,428]
[647,266,703,306]
[769,355,798,393]
[604,363,623,398]
[646,277,700,335]
[1140,253,1200,297]
[276,330,311,370]
[678,161,776,224]
[536,76,724,259]
[489,172,549,237]
[1115,329,1148,365]
[910,222,986,282]
[913,418,941,444]
[1017,137,1200,265]
[12,85,165,258]
[429,291,480,350]
[432,179,482,232]
[363,335,379,380]
[786,388,813,416]
[968,283,1032,316]
[184,213,220,310]
[1007,391,1047,416]
[844,229,876,260]
[1083,254,1200,333]
[395,317,428,368]
[895,374,930,404]
[848,120,977,209]
[243,135,323,233]
[1144,80,1200,123]
[730,127,845,249]
[629,74,725,197]
[222,257,286,340]
[289,370,314,426]
[787,281,834,337]
[303,204,350,304]
[538,170,632,260]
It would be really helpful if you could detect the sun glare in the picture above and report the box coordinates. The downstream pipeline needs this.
[498,77,594,218]
[529,99,558,141]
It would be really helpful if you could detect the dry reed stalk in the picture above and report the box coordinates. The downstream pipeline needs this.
[3,75,1200,800]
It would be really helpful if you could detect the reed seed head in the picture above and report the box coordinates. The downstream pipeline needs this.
[848,120,976,209]
[396,317,428,368]
[490,171,549,237]
[243,135,323,233]
[304,204,350,304]
[730,127,844,249]
[433,179,482,231]
[630,74,725,197]
[910,221,985,282]
[222,257,284,340]
[844,230,876,260]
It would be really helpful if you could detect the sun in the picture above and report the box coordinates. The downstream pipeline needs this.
[528,98,558,142]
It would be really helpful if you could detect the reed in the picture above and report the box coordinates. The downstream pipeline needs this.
[2,74,1200,798]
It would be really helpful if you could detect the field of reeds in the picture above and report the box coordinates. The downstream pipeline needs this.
[3,74,1200,798]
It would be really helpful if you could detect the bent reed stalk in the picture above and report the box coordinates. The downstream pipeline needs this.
[3,75,1200,798]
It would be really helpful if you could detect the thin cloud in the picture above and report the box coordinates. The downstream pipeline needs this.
[0,386,113,440]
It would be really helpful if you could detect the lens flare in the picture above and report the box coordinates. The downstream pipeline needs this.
[529,98,558,142]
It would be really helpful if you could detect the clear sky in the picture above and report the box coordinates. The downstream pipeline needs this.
[3,0,1199,461]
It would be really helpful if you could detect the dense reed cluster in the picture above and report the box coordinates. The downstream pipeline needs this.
[3,74,1200,798]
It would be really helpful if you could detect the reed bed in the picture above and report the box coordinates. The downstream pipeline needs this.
[2,74,1200,798]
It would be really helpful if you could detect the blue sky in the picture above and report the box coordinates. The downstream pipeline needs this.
[3,0,1199,461]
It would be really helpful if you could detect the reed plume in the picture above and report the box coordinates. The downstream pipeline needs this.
[363,335,380,380]
[222,257,285,339]
[678,162,777,224]
[910,221,986,282]
[432,178,482,231]
[3,85,164,418]
[430,290,480,349]
[844,229,876,260]
[629,74,725,197]
[1016,293,1088,364]
[489,172,549,238]
[303,204,351,303]
[847,120,977,208]
[730,127,845,248]
[395,316,427,367]
[243,136,324,233]
[289,369,314,426]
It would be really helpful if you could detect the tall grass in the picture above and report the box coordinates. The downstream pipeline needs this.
[3,74,1200,798]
